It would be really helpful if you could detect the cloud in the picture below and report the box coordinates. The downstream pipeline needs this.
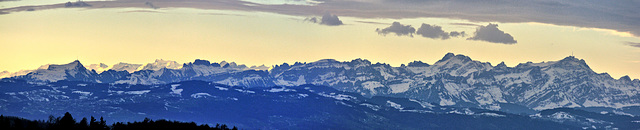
[320,13,343,26]
[4,0,639,37]
[416,23,450,40]
[376,22,416,37]
[355,20,387,25]
[304,17,318,23]
[304,13,343,26]
[625,42,640,48]
[449,31,466,37]
[145,2,158,9]
[449,23,480,27]
[198,13,245,16]
[467,24,517,44]
[119,10,163,13]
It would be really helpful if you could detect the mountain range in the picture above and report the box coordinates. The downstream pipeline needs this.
[1,80,638,129]
[3,53,640,113]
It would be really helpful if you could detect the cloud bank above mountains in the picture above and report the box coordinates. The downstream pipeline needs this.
[2,0,637,37]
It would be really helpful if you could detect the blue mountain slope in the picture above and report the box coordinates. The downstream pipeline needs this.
[0,79,602,129]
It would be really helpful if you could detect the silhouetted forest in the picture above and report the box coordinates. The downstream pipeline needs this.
[0,112,237,130]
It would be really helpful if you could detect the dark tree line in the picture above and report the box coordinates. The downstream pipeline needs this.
[0,112,236,130]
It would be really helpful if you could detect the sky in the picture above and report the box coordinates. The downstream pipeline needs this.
[1,0,639,79]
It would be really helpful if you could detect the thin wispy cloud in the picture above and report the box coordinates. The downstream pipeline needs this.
[449,23,481,27]
[625,42,640,48]
[198,12,245,16]
[355,21,387,25]
[119,10,163,13]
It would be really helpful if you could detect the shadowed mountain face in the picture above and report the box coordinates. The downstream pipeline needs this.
[6,80,639,129]
[6,53,640,112]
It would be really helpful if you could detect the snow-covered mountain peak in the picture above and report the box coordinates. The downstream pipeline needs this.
[37,64,51,70]
[431,53,493,76]
[495,62,507,68]
[110,62,143,73]
[434,53,474,66]
[16,60,97,82]
[192,59,211,66]
[46,60,84,70]
[86,63,109,73]
[441,52,456,60]
[619,75,632,81]
[550,56,591,70]
[0,71,8,78]
[349,58,372,67]
[314,59,339,63]
[141,59,182,71]
[407,61,430,67]
[249,65,270,71]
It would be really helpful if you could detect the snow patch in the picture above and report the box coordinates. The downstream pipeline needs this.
[477,112,506,117]
[72,91,92,96]
[389,82,410,93]
[170,84,183,95]
[124,90,150,95]
[266,87,295,92]
[439,98,456,106]
[447,108,475,115]
[360,103,380,111]
[386,100,403,110]
[336,101,353,107]
[215,86,229,91]
[612,110,635,117]
[409,99,435,108]
[550,112,574,120]
[318,93,356,101]
[235,89,255,94]
[191,93,211,98]
[361,81,383,94]
[600,111,609,114]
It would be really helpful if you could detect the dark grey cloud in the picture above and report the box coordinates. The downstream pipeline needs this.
[467,24,517,44]
[3,0,639,37]
[320,13,343,26]
[304,13,343,26]
[449,31,466,37]
[416,23,450,40]
[625,42,640,48]
[145,2,158,9]
[376,22,415,37]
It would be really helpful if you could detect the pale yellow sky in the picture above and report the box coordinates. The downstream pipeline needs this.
[1,8,639,79]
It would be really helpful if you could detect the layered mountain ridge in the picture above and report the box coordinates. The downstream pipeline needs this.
[4,53,640,111]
